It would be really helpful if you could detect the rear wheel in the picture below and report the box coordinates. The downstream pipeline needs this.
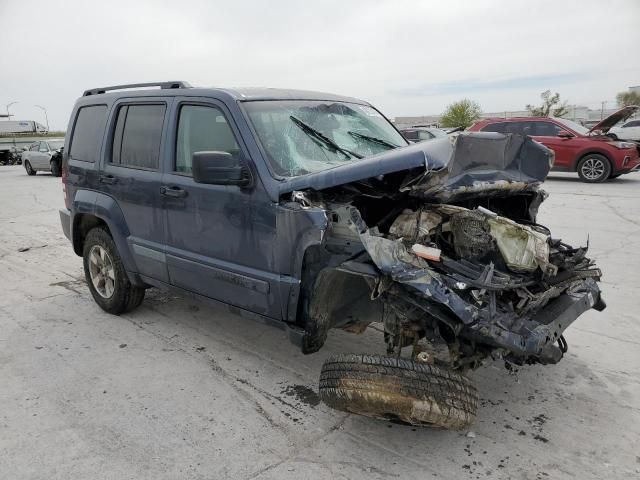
[319,353,478,429]
[50,159,61,177]
[577,154,611,183]
[25,161,36,176]
[82,227,145,314]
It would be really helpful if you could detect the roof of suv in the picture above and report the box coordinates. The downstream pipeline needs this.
[80,81,369,105]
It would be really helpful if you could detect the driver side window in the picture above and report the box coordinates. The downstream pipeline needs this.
[175,104,240,175]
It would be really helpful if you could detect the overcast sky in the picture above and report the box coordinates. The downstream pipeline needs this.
[1,0,639,130]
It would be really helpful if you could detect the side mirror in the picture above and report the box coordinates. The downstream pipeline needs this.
[557,130,574,139]
[192,151,251,186]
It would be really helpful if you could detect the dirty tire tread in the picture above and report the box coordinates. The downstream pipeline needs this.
[319,353,477,430]
[82,227,145,315]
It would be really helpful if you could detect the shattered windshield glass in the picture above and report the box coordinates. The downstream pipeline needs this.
[244,100,407,177]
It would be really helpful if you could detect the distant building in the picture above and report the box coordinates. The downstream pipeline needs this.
[629,85,640,94]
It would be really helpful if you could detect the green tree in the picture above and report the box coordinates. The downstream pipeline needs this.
[616,91,640,107]
[526,90,569,117]
[440,99,482,129]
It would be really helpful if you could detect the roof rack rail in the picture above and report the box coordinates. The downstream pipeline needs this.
[83,81,192,96]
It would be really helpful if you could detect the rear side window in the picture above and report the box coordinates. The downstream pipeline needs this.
[69,105,107,162]
[481,122,507,133]
[112,104,166,169]
[175,104,239,175]
[624,120,640,127]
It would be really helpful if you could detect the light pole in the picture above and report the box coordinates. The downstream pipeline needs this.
[35,105,50,131]
[6,101,18,120]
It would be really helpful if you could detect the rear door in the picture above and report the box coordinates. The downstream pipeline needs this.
[99,99,171,282]
[161,98,280,318]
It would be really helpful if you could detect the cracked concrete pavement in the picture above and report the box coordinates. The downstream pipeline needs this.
[1,165,639,479]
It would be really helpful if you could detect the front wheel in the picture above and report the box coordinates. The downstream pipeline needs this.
[25,161,36,176]
[319,354,478,429]
[577,154,611,183]
[82,227,145,314]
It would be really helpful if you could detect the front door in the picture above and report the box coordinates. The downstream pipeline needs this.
[30,141,51,169]
[99,100,170,283]
[162,99,280,318]
[529,120,580,170]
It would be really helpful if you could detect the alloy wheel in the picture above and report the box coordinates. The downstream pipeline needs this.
[581,157,605,181]
[88,245,116,298]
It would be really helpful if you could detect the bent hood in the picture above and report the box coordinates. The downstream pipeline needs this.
[278,132,553,201]
[588,105,639,134]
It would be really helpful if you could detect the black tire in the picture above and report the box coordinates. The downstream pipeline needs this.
[82,227,145,315]
[577,154,611,183]
[25,161,36,176]
[50,159,61,177]
[319,354,478,430]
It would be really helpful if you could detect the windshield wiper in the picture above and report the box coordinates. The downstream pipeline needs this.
[348,131,399,149]
[290,116,363,159]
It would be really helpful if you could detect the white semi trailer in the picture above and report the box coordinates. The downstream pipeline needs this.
[0,120,48,134]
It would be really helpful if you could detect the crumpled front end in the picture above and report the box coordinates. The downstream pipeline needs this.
[287,132,604,369]
[349,203,604,368]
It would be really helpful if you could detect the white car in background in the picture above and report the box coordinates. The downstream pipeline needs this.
[609,118,640,141]
[21,139,64,177]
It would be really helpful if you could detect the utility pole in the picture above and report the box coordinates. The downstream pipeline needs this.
[6,101,17,120]
[35,105,50,131]
[601,101,607,120]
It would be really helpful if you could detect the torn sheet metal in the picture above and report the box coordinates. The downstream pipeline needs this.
[349,208,480,325]
[279,132,554,206]
[406,133,553,201]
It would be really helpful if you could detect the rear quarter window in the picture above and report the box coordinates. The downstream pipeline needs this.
[69,105,108,162]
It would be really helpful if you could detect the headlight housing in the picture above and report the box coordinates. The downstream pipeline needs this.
[609,141,636,149]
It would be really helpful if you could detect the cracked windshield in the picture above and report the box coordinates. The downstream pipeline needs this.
[244,100,407,177]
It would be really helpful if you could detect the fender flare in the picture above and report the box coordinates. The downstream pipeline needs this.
[71,190,138,275]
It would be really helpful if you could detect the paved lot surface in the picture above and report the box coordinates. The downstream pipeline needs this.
[1,165,639,479]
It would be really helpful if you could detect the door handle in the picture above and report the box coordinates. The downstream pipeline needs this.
[99,174,118,184]
[160,185,188,198]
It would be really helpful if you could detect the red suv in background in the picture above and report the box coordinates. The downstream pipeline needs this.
[469,106,640,182]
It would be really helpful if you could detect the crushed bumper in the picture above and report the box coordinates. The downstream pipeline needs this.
[467,278,604,363]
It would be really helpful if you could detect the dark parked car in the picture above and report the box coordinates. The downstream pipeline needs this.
[469,107,640,182]
[59,82,604,429]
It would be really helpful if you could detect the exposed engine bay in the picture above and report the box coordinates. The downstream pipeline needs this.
[282,132,605,371]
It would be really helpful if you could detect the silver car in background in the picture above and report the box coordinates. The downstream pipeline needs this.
[22,139,65,176]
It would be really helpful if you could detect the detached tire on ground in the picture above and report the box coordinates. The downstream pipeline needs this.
[319,354,478,430]
[82,227,145,315]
